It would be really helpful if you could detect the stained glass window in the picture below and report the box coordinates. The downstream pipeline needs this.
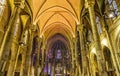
[0,6,2,14]
[96,16,102,35]
[107,0,119,18]
[0,0,4,4]
[56,49,62,59]
[0,0,5,15]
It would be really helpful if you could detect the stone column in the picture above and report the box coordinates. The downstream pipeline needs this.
[34,37,42,76]
[20,46,27,76]
[0,0,24,72]
[70,42,75,76]
[0,24,4,45]
[77,25,88,76]
[73,38,79,76]
[19,30,29,76]
[0,4,6,45]
[22,24,36,76]
[39,40,46,75]
[7,18,21,76]
[4,1,24,76]
[86,45,93,76]
[78,65,81,76]
[85,0,107,75]
[41,45,45,70]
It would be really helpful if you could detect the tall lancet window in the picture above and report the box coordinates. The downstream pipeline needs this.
[0,0,6,15]
[96,16,102,35]
[87,30,93,43]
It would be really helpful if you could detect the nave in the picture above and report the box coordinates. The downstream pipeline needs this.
[0,0,120,76]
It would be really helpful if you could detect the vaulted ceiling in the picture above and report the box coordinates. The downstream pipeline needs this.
[7,0,84,53]
[8,0,104,43]
[32,0,82,41]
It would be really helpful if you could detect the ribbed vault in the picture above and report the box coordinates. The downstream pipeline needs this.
[32,0,81,41]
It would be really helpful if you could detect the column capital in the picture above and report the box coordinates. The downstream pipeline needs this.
[14,0,25,9]
[70,47,73,51]
[73,37,78,43]
[77,24,84,32]
[30,24,37,32]
[85,0,95,8]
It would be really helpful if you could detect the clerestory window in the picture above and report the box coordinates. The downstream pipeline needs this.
[0,0,6,15]
[96,16,102,35]
[107,0,119,19]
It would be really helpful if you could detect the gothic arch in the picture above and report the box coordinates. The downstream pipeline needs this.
[103,46,115,76]
[90,52,99,76]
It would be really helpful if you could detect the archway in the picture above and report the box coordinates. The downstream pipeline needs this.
[103,46,115,76]
[44,34,71,76]
[90,52,99,76]
[45,40,71,76]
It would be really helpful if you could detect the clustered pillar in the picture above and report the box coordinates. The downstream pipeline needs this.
[26,25,36,76]
[0,0,25,76]
[70,42,75,76]
[19,25,37,76]
[0,1,38,75]
[77,25,89,76]
[19,29,29,76]
[0,1,22,64]
[34,38,41,76]
[7,18,21,76]
[74,38,79,76]
[0,22,4,45]
[85,0,107,76]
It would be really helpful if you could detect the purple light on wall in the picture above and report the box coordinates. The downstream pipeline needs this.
[50,70,52,76]
[48,63,51,74]
[44,68,47,73]
[44,64,48,73]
